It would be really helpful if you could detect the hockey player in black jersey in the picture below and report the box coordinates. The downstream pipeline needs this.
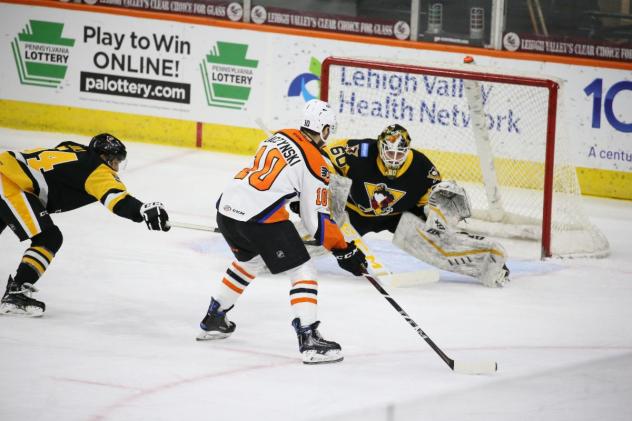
[325,123,441,234]
[0,133,170,316]
[324,124,510,288]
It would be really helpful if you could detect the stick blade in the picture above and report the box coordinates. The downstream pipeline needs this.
[453,360,498,375]
[380,269,440,288]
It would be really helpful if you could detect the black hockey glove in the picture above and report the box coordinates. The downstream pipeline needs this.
[140,202,170,232]
[332,241,367,276]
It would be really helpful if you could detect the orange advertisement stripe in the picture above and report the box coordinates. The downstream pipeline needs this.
[3,0,630,71]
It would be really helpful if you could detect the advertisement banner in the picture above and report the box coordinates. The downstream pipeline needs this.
[502,32,632,63]
[0,3,266,128]
[58,0,244,21]
[0,2,630,174]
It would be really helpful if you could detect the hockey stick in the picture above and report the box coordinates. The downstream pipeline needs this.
[341,221,440,287]
[169,220,321,246]
[167,220,219,232]
[364,272,498,375]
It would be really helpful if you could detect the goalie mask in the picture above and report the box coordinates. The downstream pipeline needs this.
[301,99,337,148]
[377,124,411,178]
[89,133,127,171]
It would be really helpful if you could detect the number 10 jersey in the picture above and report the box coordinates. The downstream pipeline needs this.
[216,129,346,251]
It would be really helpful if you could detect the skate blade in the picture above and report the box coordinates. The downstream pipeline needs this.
[196,330,232,341]
[302,350,344,365]
[0,304,44,318]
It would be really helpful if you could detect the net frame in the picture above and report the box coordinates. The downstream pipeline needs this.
[320,56,606,259]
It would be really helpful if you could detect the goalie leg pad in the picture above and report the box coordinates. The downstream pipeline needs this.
[393,213,508,287]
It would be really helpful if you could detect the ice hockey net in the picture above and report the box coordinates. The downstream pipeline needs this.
[321,56,609,258]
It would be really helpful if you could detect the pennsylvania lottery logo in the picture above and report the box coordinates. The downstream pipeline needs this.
[11,20,75,88]
[287,57,321,102]
[200,41,258,110]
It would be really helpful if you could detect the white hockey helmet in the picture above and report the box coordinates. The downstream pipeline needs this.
[377,124,412,177]
[301,99,337,145]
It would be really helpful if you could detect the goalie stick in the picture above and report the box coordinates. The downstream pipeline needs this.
[327,174,439,287]
[364,272,498,375]
[339,219,440,287]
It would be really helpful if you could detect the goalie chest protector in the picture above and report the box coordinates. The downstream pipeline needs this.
[342,139,440,217]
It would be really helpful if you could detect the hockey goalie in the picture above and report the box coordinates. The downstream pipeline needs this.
[322,123,509,288]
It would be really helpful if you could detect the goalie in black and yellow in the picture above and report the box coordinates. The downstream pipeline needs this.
[324,124,510,288]
[0,133,170,317]
[325,123,440,234]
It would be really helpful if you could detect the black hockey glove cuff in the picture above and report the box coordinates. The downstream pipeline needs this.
[113,195,144,223]
[332,241,367,276]
[140,202,170,232]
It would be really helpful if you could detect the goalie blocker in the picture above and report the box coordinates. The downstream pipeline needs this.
[393,181,509,288]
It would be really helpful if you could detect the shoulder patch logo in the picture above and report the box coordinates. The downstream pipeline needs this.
[360,143,370,158]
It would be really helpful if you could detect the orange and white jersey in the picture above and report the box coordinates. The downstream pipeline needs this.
[217,129,346,251]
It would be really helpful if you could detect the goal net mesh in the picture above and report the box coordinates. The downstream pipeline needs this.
[322,57,609,258]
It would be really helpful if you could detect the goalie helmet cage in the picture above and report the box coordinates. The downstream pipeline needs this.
[320,56,609,259]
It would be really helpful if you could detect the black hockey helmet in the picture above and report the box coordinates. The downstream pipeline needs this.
[89,133,127,165]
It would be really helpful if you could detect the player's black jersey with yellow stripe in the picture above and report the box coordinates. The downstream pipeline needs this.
[325,138,441,218]
[0,142,142,221]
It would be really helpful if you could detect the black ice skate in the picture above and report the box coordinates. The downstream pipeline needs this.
[196,297,236,341]
[292,318,343,364]
[0,277,45,317]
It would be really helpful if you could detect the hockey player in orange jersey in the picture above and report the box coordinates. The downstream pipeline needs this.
[197,100,367,364]
[0,134,170,317]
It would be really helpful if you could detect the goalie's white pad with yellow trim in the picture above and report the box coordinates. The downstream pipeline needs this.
[393,211,509,288]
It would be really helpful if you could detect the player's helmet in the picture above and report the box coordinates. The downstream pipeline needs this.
[377,124,411,177]
[301,99,337,147]
[89,133,127,168]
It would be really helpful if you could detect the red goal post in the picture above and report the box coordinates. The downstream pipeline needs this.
[320,56,609,258]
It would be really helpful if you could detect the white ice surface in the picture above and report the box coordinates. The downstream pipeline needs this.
[1,128,631,421]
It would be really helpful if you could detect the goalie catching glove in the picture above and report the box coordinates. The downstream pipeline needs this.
[427,180,472,226]
[140,202,170,231]
[332,241,367,276]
